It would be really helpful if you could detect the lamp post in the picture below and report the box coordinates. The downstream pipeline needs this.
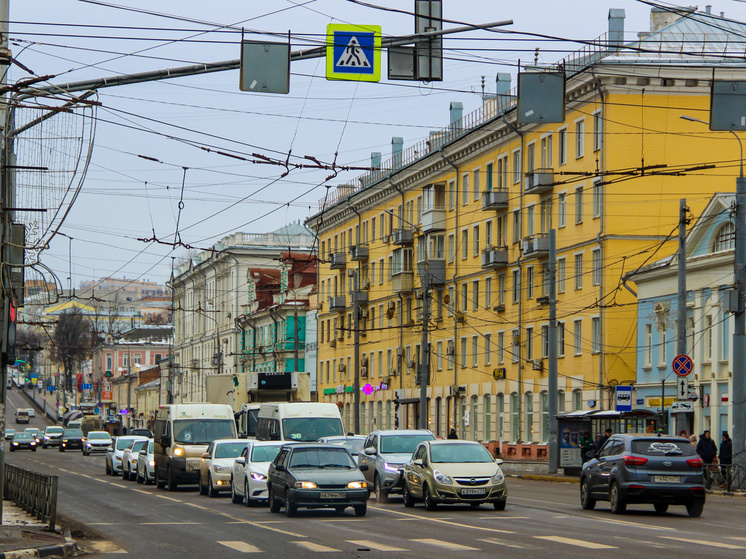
[681,114,746,470]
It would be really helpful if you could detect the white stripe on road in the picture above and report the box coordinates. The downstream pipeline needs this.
[294,541,340,552]
[218,541,262,553]
[659,536,745,550]
[141,522,201,525]
[183,502,307,538]
[410,539,479,551]
[478,537,529,549]
[371,506,514,534]
[347,540,409,552]
[131,489,150,495]
[534,536,616,549]
[156,495,182,502]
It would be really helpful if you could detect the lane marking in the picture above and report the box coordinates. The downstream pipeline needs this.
[131,489,150,495]
[93,478,109,484]
[580,516,675,532]
[347,540,408,552]
[156,495,182,502]
[479,515,528,520]
[371,506,514,534]
[659,536,745,550]
[314,519,367,522]
[218,541,262,553]
[478,537,529,550]
[411,539,479,551]
[87,523,118,526]
[141,522,202,525]
[534,536,616,550]
[182,502,306,538]
[294,541,340,552]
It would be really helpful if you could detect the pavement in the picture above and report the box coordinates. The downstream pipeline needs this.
[0,501,77,558]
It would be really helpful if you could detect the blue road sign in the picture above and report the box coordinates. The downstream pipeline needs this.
[615,385,633,412]
[47,386,56,392]
[326,24,381,82]
[81,383,93,390]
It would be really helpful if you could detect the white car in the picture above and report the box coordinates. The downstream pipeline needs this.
[199,439,247,498]
[106,435,148,476]
[230,441,285,506]
[83,431,112,455]
[136,439,156,485]
[122,438,150,481]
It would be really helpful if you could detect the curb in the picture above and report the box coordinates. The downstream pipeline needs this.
[0,530,77,559]
[508,473,579,483]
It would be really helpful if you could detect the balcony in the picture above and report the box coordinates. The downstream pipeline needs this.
[329,252,346,269]
[392,228,415,246]
[481,189,509,211]
[481,246,509,269]
[392,271,414,293]
[329,296,346,311]
[421,208,446,233]
[525,168,554,195]
[522,234,549,257]
[352,291,369,305]
[417,259,446,286]
[350,244,369,261]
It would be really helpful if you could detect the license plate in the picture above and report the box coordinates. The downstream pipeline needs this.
[653,475,681,483]
[461,488,487,495]
[320,492,345,499]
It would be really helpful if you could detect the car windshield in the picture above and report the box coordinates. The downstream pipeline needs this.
[215,442,246,459]
[330,439,365,455]
[380,434,434,454]
[282,418,344,442]
[46,427,63,434]
[132,440,148,452]
[632,439,697,456]
[173,419,235,445]
[430,443,494,463]
[63,430,83,437]
[251,445,281,463]
[88,433,111,440]
[148,440,154,453]
[14,433,33,440]
[117,438,140,450]
[288,448,356,469]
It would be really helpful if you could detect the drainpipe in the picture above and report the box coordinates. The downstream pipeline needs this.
[248,323,258,371]
[234,316,246,373]
[268,307,281,373]
[592,67,606,410]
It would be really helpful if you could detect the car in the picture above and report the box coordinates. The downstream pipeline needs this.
[10,432,38,452]
[130,428,153,438]
[122,439,151,480]
[15,410,29,424]
[27,408,36,418]
[357,429,436,502]
[24,428,43,445]
[5,428,16,441]
[136,439,156,485]
[42,426,64,448]
[580,433,706,517]
[83,431,113,455]
[317,435,366,465]
[267,443,369,517]
[60,429,85,452]
[106,436,148,476]
[230,441,286,506]
[402,440,507,511]
[199,439,247,497]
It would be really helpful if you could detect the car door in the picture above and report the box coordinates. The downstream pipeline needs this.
[596,438,624,493]
[272,449,290,501]
[407,444,428,498]
[201,443,214,485]
[234,446,249,494]
[360,434,377,485]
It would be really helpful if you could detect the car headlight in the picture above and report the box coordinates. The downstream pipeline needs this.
[492,469,505,483]
[86,443,92,447]
[250,472,267,481]
[30,441,36,445]
[62,440,68,443]
[383,462,401,473]
[295,481,318,489]
[173,447,185,457]
[148,460,155,467]
[347,481,367,489]
[433,470,452,485]
[12,442,18,446]
[213,464,231,474]
[44,436,50,440]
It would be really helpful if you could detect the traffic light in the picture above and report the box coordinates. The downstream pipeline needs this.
[105,370,112,378]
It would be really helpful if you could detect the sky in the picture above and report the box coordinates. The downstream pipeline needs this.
[7,0,744,295]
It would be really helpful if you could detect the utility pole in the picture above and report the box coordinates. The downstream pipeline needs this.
[676,199,689,436]
[419,271,430,430]
[547,229,558,473]
[733,166,746,471]
[353,271,360,434]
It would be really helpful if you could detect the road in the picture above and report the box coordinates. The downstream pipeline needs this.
[5,389,746,558]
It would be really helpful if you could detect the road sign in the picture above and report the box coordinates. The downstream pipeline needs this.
[47,385,56,392]
[81,383,93,390]
[103,382,111,391]
[671,401,694,412]
[102,390,113,401]
[677,377,689,400]
[615,385,633,412]
[672,354,694,377]
[326,24,381,82]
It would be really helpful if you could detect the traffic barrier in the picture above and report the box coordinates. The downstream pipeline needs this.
[3,464,58,530]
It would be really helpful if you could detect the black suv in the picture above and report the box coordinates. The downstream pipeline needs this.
[581,433,705,517]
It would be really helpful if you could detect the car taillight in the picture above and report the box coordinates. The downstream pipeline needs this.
[622,455,648,466]
[687,457,704,468]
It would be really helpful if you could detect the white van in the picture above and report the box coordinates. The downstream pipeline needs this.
[153,403,237,491]
[256,402,344,442]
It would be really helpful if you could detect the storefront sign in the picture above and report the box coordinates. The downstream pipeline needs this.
[647,397,677,407]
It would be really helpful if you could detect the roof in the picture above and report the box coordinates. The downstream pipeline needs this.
[271,222,314,238]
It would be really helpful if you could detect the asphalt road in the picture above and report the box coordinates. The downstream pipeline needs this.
[5,389,746,558]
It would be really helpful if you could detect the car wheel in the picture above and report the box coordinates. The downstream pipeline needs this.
[654,503,669,514]
[123,466,129,481]
[374,475,389,503]
[268,486,281,513]
[354,504,367,517]
[580,478,596,510]
[106,461,111,476]
[155,469,166,489]
[423,484,437,511]
[401,482,415,508]
[207,474,218,498]
[231,478,242,504]
[244,480,253,507]
[166,468,178,492]
[59,446,65,453]
[609,482,626,514]
[199,474,207,495]
[284,491,297,517]
[493,499,507,511]
[32,447,37,452]
[686,501,704,518]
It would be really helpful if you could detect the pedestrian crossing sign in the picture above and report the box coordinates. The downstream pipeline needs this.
[326,24,381,82]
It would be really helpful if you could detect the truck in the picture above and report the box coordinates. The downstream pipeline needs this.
[80,415,103,436]
[256,402,344,442]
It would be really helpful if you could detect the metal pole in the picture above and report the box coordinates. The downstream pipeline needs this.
[676,199,689,436]
[733,172,746,470]
[294,304,299,372]
[661,379,666,432]
[353,271,360,434]
[547,229,558,473]
[419,273,430,430]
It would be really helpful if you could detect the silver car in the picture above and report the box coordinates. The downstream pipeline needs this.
[122,439,150,481]
[358,429,435,502]
[136,440,156,484]
[106,435,148,476]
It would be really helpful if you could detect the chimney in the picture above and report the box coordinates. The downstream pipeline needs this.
[496,73,511,95]
[650,6,695,32]
[608,9,625,50]
[391,137,403,166]
[705,5,712,14]
[449,101,463,132]
[370,152,381,170]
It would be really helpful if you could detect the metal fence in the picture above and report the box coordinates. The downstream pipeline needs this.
[704,463,746,492]
[3,464,58,530]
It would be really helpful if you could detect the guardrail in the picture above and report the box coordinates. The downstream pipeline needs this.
[3,464,58,530]
[704,463,746,492]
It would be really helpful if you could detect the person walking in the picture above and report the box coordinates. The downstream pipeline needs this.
[579,431,594,462]
[720,432,733,488]
[447,428,458,439]
[696,430,718,464]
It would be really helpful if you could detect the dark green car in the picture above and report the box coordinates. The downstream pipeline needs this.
[267,444,369,517]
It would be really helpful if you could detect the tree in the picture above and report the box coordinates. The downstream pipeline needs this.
[50,308,96,393]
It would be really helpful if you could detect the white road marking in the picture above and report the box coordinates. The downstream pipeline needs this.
[582,516,675,532]
[372,506,514,534]
[182,503,307,538]
[93,478,109,483]
[410,539,479,551]
[534,536,617,550]
[479,515,528,520]
[156,495,182,502]
[294,541,340,552]
[478,537,529,549]
[217,541,262,553]
[131,489,150,495]
[347,540,409,552]
[141,522,201,525]
[659,536,745,550]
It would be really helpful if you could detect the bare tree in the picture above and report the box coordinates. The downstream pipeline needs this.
[50,309,96,393]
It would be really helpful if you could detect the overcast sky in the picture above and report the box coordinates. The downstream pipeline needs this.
[8,0,742,293]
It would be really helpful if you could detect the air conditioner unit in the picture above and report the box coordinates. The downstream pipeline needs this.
[532,359,543,371]
[361,355,369,367]
[446,341,455,355]
[338,362,346,372]
[329,339,336,348]
[455,312,465,323]
[387,301,396,311]
[414,289,424,300]
[361,279,371,289]
[361,366,368,378]
[396,346,405,358]
[493,304,505,312]
[406,359,415,369]
[388,367,397,376]
[383,234,391,243]
[513,334,521,346]
[536,296,549,305]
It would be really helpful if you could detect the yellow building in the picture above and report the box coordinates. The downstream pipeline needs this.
[307,7,746,445]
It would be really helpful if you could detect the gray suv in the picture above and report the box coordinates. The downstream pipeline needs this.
[358,430,435,502]
[581,433,706,517]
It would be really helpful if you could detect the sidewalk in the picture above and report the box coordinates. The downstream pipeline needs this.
[0,501,76,558]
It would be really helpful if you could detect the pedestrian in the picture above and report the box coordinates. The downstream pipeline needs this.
[696,430,717,464]
[689,434,697,448]
[593,433,605,451]
[679,429,687,438]
[599,428,613,448]
[447,428,458,440]
[579,431,594,462]
[720,432,733,487]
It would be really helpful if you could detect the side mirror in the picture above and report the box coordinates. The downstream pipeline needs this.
[359,464,369,472]
[495,458,504,465]
[139,449,147,455]
[160,436,171,448]
[201,452,210,460]
[235,457,245,465]
[364,446,376,455]
[275,464,286,472]
[413,458,423,466]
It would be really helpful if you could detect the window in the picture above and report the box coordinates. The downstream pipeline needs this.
[462,174,469,205]
[512,149,522,184]
[526,266,534,299]
[644,324,652,366]
[512,210,521,243]
[461,337,468,368]
[485,277,492,308]
[392,247,413,275]
[575,186,584,224]
[526,142,535,176]
[106,354,112,371]
[575,119,585,158]
[497,394,505,440]
[437,342,443,371]
[486,163,493,191]
[558,322,565,357]
[713,222,735,251]
[379,258,384,285]
[591,317,601,354]
[541,134,553,168]
[511,329,520,363]
[558,128,567,165]
[541,325,549,358]
[557,258,566,293]
[540,199,552,234]
[498,332,505,364]
[558,193,566,228]
[540,391,548,442]
[497,155,508,188]
[473,169,481,201]
[574,320,582,355]
[448,233,455,262]
[526,205,535,236]
[461,229,468,259]
[592,182,602,218]
[498,274,506,306]
[473,225,480,256]
[704,315,713,361]
[593,111,602,151]
[447,338,454,370]
[485,333,492,365]
[370,262,375,286]
[660,330,668,366]
[525,392,534,442]
[484,395,492,441]
[592,248,601,286]
[447,286,454,316]
[573,389,582,411]
[511,393,520,441]
[371,217,376,242]
[472,336,479,366]
[526,327,533,360]
[448,180,455,210]
[486,220,493,246]
[472,280,480,310]
[574,254,583,290]
[461,283,468,311]
[512,269,520,303]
